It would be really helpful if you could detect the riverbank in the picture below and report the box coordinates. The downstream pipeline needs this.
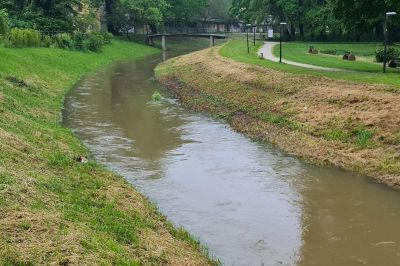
[155,43,400,188]
[0,40,216,265]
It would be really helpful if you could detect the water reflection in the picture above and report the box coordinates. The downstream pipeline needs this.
[63,39,400,266]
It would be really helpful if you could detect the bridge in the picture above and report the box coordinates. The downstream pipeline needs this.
[147,33,229,51]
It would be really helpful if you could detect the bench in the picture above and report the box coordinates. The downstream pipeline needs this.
[389,57,400,68]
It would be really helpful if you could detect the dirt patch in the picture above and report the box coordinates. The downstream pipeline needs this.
[156,46,400,188]
[6,76,28,88]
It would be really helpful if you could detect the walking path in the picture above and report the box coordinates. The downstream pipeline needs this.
[258,42,345,72]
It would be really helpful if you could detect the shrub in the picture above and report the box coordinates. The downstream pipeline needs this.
[41,35,53,47]
[8,28,41,48]
[73,32,112,52]
[83,33,104,52]
[101,32,113,44]
[152,91,162,101]
[72,32,87,51]
[375,47,400,62]
[40,31,112,52]
[54,33,73,49]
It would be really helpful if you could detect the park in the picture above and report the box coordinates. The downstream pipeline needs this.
[1,0,400,265]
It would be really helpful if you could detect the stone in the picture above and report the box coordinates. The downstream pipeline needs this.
[76,156,89,164]
[347,54,356,61]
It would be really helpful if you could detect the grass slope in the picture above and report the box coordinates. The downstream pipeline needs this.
[273,42,400,73]
[156,44,400,189]
[220,39,400,87]
[0,40,215,265]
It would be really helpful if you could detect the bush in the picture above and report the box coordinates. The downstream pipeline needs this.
[41,35,53,47]
[73,32,112,52]
[72,32,87,51]
[7,28,41,48]
[152,91,162,101]
[375,47,400,62]
[54,33,73,49]
[83,33,105,52]
[29,31,113,52]
[101,32,113,44]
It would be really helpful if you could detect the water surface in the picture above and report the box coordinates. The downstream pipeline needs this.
[63,40,400,266]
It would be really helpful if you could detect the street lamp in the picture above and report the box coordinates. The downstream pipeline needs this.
[383,12,397,73]
[279,22,287,63]
[253,24,256,46]
[246,24,252,53]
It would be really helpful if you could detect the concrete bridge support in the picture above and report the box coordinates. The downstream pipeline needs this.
[210,35,215,47]
[161,35,166,51]
[148,36,154,46]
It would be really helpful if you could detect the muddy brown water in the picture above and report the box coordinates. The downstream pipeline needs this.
[62,40,400,266]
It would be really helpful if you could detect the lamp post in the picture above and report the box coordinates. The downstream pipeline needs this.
[384,12,397,73]
[253,25,256,46]
[279,22,287,63]
[246,24,252,53]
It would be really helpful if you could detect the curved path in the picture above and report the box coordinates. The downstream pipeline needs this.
[258,42,346,72]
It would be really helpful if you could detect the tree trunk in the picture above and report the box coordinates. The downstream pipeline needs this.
[290,25,296,40]
[105,0,117,34]
[299,23,304,37]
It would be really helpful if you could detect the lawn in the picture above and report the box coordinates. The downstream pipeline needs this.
[220,39,400,87]
[0,40,215,265]
[272,42,400,73]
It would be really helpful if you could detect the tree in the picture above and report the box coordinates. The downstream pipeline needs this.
[331,0,400,35]
[164,0,208,28]
[0,8,8,35]
[230,0,400,40]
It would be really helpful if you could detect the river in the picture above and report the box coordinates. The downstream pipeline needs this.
[62,39,400,266]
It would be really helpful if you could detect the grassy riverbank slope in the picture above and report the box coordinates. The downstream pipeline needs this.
[155,42,400,188]
[0,40,215,265]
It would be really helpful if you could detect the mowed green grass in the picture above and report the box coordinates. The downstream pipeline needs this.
[220,39,400,87]
[0,40,215,265]
[273,42,400,73]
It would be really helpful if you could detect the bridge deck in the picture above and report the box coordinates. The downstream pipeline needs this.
[148,33,228,39]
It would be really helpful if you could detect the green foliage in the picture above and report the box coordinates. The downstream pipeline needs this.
[0,0,227,36]
[41,35,53,47]
[163,0,208,27]
[54,33,73,49]
[230,0,400,40]
[7,28,41,48]
[56,32,113,52]
[0,0,78,33]
[83,33,104,52]
[375,47,400,62]
[353,128,374,147]
[0,8,9,36]
[101,32,113,44]
[152,91,162,101]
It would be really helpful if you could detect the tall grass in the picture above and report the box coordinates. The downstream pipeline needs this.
[7,28,41,48]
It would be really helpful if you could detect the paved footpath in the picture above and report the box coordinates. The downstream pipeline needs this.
[258,42,346,72]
